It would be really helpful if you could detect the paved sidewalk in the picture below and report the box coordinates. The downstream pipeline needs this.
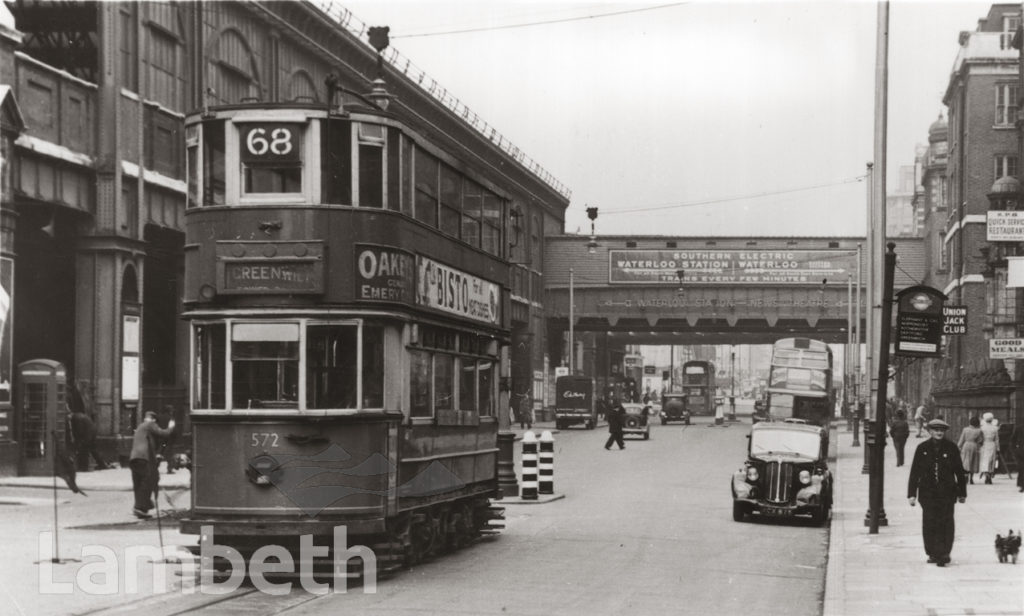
[0,464,190,493]
[824,426,1024,616]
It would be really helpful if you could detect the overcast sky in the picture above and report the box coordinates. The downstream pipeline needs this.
[342,1,996,237]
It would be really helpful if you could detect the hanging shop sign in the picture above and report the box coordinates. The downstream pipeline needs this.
[608,249,856,285]
[894,285,946,357]
[942,305,967,335]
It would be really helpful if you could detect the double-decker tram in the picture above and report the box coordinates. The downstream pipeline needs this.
[681,360,716,416]
[178,98,515,573]
[764,338,834,426]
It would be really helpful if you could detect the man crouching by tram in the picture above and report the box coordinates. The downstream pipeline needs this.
[129,410,175,519]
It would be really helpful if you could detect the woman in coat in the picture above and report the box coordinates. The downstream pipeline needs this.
[978,412,1001,484]
[956,416,983,484]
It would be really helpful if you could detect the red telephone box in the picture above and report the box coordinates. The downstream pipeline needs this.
[17,359,67,476]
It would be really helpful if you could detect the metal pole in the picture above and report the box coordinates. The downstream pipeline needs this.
[854,243,863,447]
[868,243,896,533]
[847,273,854,431]
[569,268,574,374]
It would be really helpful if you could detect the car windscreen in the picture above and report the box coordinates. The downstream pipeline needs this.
[750,428,820,459]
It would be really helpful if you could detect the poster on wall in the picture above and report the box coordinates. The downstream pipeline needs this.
[122,356,139,402]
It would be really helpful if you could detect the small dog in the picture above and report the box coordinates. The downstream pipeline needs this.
[995,530,1021,564]
[172,451,192,473]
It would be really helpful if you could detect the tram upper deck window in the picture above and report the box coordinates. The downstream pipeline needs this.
[240,123,303,195]
[358,123,384,208]
[231,322,299,409]
[203,120,226,206]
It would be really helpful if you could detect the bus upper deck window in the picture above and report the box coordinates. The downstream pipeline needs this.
[240,123,303,195]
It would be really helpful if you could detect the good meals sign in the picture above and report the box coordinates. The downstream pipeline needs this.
[608,250,856,285]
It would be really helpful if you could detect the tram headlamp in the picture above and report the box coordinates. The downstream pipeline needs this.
[799,470,812,485]
[246,454,279,487]
[746,466,759,482]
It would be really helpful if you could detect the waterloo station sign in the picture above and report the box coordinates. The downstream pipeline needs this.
[608,250,856,285]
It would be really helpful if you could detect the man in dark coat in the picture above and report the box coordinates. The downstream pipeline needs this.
[604,398,625,450]
[129,410,175,518]
[889,409,911,467]
[908,418,967,566]
[69,409,109,471]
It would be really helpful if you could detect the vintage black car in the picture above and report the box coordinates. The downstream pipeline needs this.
[621,402,651,440]
[659,393,691,425]
[731,421,832,525]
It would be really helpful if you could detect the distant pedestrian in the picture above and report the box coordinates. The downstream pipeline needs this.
[157,405,180,474]
[908,418,967,567]
[889,409,910,467]
[914,404,927,437]
[979,412,1000,484]
[518,392,533,431]
[129,410,175,519]
[1011,425,1024,493]
[604,398,626,450]
[956,416,983,484]
[68,407,109,472]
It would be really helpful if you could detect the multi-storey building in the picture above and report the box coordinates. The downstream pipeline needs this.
[925,4,1021,430]
[0,1,569,475]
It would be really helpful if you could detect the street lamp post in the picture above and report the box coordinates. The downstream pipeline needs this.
[729,347,737,421]
[569,268,574,374]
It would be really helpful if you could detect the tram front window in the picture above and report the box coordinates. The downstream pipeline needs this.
[231,322,299,409]
[306,324,358,409]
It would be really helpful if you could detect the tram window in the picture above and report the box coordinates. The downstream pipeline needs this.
[459,360,477,413]
[434,354,454,411]
[362,326,384,408]
[306,325,357,409]
[323,119,352,204]
[193,323,226,410]
[478,360,494,416]
[203,120,226,206]
[410,349,432,417]
[231,323,299,409]
[358,143,383,208]
[240,123,303,195]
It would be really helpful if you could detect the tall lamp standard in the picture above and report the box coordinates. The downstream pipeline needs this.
[729,346,737,421]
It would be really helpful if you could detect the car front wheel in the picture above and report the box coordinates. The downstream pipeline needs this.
[732,502,747,522]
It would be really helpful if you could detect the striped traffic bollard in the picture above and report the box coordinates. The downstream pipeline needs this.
[520,430,538,500]
[538,430,554,495]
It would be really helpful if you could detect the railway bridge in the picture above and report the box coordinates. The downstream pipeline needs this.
[541,235,924,372]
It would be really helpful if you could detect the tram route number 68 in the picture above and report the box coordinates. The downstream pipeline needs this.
[246,127,292,156]
[250,432,280,447]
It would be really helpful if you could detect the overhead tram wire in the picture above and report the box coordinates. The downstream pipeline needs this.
[392,2,689,39]
[597,175,868,216]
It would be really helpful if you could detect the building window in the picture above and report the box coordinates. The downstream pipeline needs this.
[996,84,1019,125]
[1001,16,1021,49]
[994,154,1018,180]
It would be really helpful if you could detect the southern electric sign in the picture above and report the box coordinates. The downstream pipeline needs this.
[608,250,856,285]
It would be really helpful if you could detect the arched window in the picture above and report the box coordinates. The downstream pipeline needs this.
[287,70,319,103]
[121,265,139,305]
[209,29,261,104]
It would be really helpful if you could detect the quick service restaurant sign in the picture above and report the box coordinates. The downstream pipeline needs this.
[416,255,500,325]
[608,250,856,284]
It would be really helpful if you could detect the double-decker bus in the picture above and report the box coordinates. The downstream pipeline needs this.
[175,91,548,570]
[681,360,716,416]
[764,338,834,426]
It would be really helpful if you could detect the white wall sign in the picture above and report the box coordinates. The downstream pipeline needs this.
[989,338,1024,359]
[987,211,1024,241]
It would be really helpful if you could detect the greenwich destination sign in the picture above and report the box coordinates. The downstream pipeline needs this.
[608,250,856,285]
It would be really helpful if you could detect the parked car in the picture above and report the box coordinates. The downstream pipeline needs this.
[659,393,691,425]
[621,402,651,440]
[752,397,768,423]
[731,422,832,525]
